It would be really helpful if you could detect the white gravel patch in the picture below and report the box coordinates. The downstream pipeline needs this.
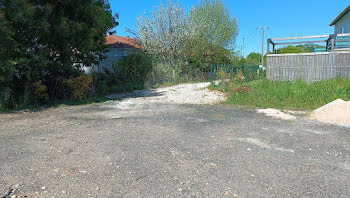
[257,109,297,121]
[105,82,226,109]
[310,99,350,127]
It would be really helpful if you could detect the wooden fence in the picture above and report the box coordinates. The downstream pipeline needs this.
[267,51,350,82]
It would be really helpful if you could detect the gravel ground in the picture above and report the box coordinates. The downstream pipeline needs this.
[105,82,226,106]
[1,83,350,197]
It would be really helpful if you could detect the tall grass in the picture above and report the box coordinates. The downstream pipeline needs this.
[223,78,350,110]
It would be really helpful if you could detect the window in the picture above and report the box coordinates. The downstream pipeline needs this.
[341,27,345,34]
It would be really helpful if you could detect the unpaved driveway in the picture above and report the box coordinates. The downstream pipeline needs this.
[106,82,226,107]
[1,83,350,197]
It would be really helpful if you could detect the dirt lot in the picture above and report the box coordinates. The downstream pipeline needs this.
[1,83,350,197]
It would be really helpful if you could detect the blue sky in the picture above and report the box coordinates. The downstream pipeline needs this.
[110,0,349,57]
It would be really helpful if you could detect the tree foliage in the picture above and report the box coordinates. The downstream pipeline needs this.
[0,0,117,108]
[246,52,261,66]
[137,1,187,65]
[136,0,239,73]
[276,44,324,54]
[189,0,238,48]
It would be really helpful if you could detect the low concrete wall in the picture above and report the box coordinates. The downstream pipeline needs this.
[267,51,350,82]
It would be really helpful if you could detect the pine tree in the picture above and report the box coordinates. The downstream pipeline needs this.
[0,0,118,108]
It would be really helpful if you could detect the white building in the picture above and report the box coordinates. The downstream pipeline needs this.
[330,5,350,34]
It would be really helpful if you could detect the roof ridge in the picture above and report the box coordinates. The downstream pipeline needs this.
[330,5,350,26]
[105,35,142,49]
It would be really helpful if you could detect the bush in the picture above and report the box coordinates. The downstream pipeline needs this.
[34,80,49,102]
[248,68,266,81]
[151,62,181,84]
[65,75,93,100]
[96,52,153,94]
[117,52,153,87]
[234,70,244,84]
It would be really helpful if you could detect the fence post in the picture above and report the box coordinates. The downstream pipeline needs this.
[210,64,213,84]
[331,39,335,51]
[172,69,176,82]
[245,64,248,82]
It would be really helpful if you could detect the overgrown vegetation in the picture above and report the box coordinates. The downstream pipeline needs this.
[213,78,350,110]
[0,0,118,110]
[95,52,153,95]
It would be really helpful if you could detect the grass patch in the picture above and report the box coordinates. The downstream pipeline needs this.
[213,78,350,110]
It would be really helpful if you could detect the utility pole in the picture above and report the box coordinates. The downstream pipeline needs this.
[242,37,246,58]
[257,26,269,67]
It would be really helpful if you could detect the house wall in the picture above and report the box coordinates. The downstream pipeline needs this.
[267,52,350,83]
[84,48,137,74]
[335,12,350,34]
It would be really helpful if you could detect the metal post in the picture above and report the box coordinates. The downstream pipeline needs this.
[261,28,265,66]
[172,69,176,82]
[245,64,249,82]
[210,64,213,83]
[242,37,246,57]
[257,26,269,67]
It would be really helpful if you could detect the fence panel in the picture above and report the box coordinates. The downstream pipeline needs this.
[210,64,262,84]
[267,52,350,83]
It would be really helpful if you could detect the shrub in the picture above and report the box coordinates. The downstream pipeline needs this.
[248,68,266,81]
[118,52,152,86]
[33,80,49,102]
[147,60,187,85]
[216,68,231,81]
[234,70,244,84]
[65,74,93,100]
[96,52,152,94]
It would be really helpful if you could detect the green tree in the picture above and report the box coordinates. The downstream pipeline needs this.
[276,44,325,54]
[136,0,239,73]
[137,0,188,66]
[186,0,239,71]
[189,0,238,48]
[0,9,15,98]
[246,52,261,66]
[0,0,117,108]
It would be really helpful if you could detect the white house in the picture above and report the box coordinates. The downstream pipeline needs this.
[330,5,350,34]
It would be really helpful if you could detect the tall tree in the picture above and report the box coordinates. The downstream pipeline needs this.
[0,8,15,95]
[0,0,118,107]
[186,0,239,71]
[136,0,239,72]
[246,52,261,66]
[137,0,188,66]
[189,0,238,49]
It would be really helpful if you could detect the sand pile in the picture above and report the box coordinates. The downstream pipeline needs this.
[310,99,350,127]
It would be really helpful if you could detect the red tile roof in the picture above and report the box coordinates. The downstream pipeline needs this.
[105,35,142,49]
